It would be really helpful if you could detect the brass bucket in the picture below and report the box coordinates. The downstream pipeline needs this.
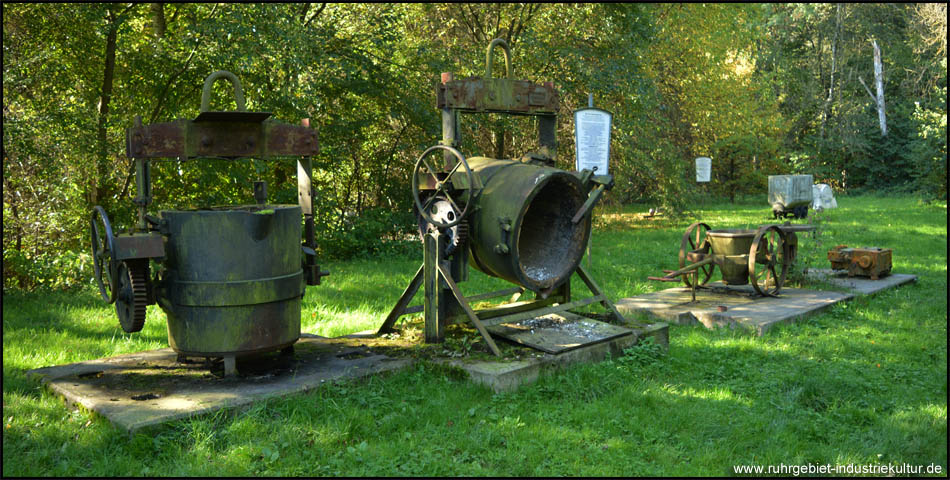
[706,229,757,285]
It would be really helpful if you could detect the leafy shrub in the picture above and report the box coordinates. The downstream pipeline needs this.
[320,207,417,259]
[907,95,948,200]
[617,336,665,367]
[3,248,92,291]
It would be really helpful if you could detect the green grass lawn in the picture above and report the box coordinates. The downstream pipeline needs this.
[3,195,947,476]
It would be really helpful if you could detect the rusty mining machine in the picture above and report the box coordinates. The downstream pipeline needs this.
[90,71,328,376]
[378,39,633,355]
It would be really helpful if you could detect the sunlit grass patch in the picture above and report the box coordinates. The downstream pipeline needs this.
[3,194,946,476]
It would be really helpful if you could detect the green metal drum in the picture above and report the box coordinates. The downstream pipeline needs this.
[466,156,592,292]
[156,205,305,356]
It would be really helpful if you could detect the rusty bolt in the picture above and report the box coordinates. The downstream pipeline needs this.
[201,136,212,148]
[246,137,256,148]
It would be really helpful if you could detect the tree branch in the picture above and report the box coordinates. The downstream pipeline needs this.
[858,76,876,102]
[304,3,326,27]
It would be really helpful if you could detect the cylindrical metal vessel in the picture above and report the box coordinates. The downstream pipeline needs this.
[156,205,304,356]
[706,229,758,285]
[466,157,592,292]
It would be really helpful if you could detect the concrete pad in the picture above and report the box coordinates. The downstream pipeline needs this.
[26,334,413,434]
[805,269,918,295]
[26,319,670,429]
[441,322,669,392]
[616,282,854,336]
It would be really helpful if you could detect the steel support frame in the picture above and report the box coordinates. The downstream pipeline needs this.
[378,230,628,357]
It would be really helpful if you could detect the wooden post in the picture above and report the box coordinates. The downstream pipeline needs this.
[424,232,446,343]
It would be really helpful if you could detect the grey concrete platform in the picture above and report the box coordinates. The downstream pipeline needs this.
[26,334,412,434]
[27,320,669,430]
[805,269,918,295]
[441,322,669,392]
[616,282,854,336]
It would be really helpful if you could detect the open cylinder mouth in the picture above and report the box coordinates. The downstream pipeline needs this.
[516,175,590,288]
[707,229,757,255]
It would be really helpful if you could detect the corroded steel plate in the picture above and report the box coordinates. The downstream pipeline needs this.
[486,312,632,354]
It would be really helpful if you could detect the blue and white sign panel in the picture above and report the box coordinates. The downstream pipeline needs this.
[574,108,612,175]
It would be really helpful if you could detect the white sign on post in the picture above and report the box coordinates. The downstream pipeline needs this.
[574,108,612,175]
[695,156,712,182]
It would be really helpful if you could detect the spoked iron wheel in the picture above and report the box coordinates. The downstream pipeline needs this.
[90,206,118,303]
[749,225,789,297]
[679,222,713,287]
[411,145,474,229]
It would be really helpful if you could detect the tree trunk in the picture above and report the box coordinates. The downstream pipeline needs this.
[871,39,886,136]
[151,3,166,38]
[729,156,736,203]
[858,39,887,137]
[820,3,842,139]
[93,9,119,206]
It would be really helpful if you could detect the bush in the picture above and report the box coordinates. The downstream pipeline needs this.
[320,207,417,259]
[907,96,948,200]
[3,248,92,291]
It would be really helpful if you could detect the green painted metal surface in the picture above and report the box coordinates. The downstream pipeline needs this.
[156,205,304,356]
[706,229,758,285]
[465,156,592,293]
[706,229,757,255]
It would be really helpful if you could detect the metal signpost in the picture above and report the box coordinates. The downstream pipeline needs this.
[575,94,612,175]
[695,156,712,183]
[575,94,613,270]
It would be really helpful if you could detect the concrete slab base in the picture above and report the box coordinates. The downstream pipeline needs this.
[26,334,413,434]
[27,320,670,430]
[440,322,669,393]
[805,269,918,295]
[616,282,854,336]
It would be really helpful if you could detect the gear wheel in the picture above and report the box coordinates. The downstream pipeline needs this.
[115,260,148,333]
[417,196,467,256]
[447,220,469,256]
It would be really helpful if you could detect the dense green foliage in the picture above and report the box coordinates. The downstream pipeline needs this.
[3,4,947,291]
[3,195,946,476]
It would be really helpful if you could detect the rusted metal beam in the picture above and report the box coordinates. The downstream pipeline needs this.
[436,262,502,357]
[113,233,165,261]
[126,120,319,159]
[437,78,559,116]
[378,264,424,334]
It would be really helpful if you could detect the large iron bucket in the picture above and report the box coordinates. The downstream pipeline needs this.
[156,205,304,356]
[466,157,592,292]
